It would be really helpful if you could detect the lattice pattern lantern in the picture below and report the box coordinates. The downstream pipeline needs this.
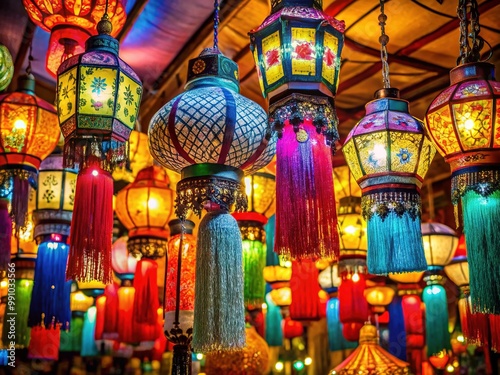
[249,0,344,260]
[57,12,142,284]
[343,88,436,275]
[23,0,126,77]
[0,44,14,91]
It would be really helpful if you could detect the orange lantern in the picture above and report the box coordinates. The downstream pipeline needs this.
[22,0,127,77]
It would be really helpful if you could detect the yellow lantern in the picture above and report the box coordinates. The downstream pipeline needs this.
[112,130,154,183]
[421,222,459,270]
[70,290,94,313]
[364,285,395,314]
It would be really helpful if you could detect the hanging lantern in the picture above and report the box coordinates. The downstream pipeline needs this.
[164,219,196,372]
[111,236,138,280]
[249,0,344,260]
[57,12,143,284]
[421,223,458,271]
[112,130,155,183]
[23,0,126,77]
[289,259,322,321]
[364,285,395,317]
[0,74,60,266]
[318,264,341,294]
[0,44,14,91]
[424,0,500,315]
[333,323,411,374]
[149,2,275,351]
[327,297,358,356]
[283,317,304,339]
[338,271,369,342]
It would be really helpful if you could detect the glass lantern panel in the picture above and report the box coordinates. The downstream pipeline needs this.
[244,174,276,216]
[342,140,364,181]
[495,101,500,148]
[429,85,456,111]
[291,27,316,76]
[57,67,78,124]
[63,171,77,211]
[262,31,284,85]
[253,48,265,95]
[426,106,461,156]
[115,72,141,130]
[78,66,117,116]
[37,170,64,210]
[338,213,367,252]
[444,261,469,287]
[453,80,490,100]
[416,136,436,179]
[31,107,59,160]
[452,99,492,150]
[147,187,173,228]
[322,32,339,86]
[0,102,35,153]
[422,232,458,267]
[354,131,388,175]
[389,131,422,174]
[114,191,135,229]
[352,112,386,136]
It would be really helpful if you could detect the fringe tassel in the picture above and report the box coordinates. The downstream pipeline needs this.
[275,124,339,260]
[327,298,358,351]
[12,175,30,230]
[0,199,11,270]
[81,306,98,357]
[459,297,489,346]
[462,190,500,314]
[28,325,61,360]
[242,239,266,307]
[367,212,427,275]
[66,166,114,284]
[422,284,451,356]
[489,314,500,352]
[339,273,369,342]
[2,279,33,347]
[388,295,407,360]
[265,293,283,347]
[60,315,83,352]
[28,241,71,328]
[290,259,321,321]
[192,210,245,352]
[133,259,159,324]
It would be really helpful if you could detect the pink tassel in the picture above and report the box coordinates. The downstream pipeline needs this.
[66,166,113,283]
[133,259,159,324]
[12,176,30,231]
[0,199,12,270]
[275,122,339,260]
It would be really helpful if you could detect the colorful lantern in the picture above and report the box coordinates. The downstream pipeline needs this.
[424,0,500,315]
[421,223,458,270]
[327,297,358,355]
[111,236,138,280]
[249,0,344,260]
[22,0,126,77]
[81,305,99,356]
[57,12,143,284]
[364,285,395,316]
[283,317,304,339]
[148,2,275,351]
[0,44,13,91]
[338,271,369,342]
[0,74,60,266]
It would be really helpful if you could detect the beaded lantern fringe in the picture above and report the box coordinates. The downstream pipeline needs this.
[422,284,451,357]
[275,124,339,260]
[362,189,427,275]
[66,165,114,283]
[192,210,245,352]
[62,138,128,171]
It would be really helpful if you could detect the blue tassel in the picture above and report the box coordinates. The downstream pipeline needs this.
[265,293,283,347]
[423,284,451,356]
[462,190,500,314]
[367,212,427,275]
[326,298,357,351]
[81,306,98,357]
[28,241,72,327]
[265,215,279,266]
[388,295,407,360]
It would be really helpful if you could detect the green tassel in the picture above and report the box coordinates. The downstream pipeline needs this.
[462,190,500,314]
[242,239,266,307]
[2,279,32,347]
[60,315,83,352]
[423,284,451,357]
[193,210,245,352]
[367,212,427,275]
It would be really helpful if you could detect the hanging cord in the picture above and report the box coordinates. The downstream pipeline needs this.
[378,0,390,89]
[26,42,34,76]
[213,0,220,51]
[457,0,491,65]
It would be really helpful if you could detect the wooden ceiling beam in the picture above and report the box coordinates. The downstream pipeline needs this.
[116,0,150,42]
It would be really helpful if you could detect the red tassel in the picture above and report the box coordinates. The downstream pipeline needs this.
[289,260,322,321]
[118,286,136,344]
[275,122,339,260]
[133,259,159,324]
[489,314,500,352]
[66,166,113,283]
[0,199,11,270]
[460,296,490,346]
[28,325,61,360]
[103,283,119,338]
[95,295,106,340]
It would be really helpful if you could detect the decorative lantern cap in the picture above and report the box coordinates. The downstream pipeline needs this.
[358,323,378,344]
[186,48,239,92]
[271,0,323,12]
[17,74,36,95]
[134,165,170,185]
[168,219,195,236]
[374,87,400,100]
[85,13,119,55]
[450,61,495,85]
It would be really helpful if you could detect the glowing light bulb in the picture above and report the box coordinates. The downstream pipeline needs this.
[344,225,357,235]
[464,118,475,130]
[0,280,7,288]
[372,144,387,161]
[446,364,454,372]
[74,292,86,301]
[293,361,305,371]
[92,170,99,177]
[244,176,252,197]
[261,303,267,310]
[14,119,26,129]
[284,260,292,268]
[352,273,360,282]
[457,334,465,343]
[275,362,284,371]
[304,357,312,366]
[196,353,204,360]
[148,197,159,210]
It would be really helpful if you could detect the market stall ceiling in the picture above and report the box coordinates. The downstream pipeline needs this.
[0,0,499,176]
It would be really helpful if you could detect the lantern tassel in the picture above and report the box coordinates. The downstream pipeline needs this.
[327,298,357,352]
[0,199,12,270]
[66,166,113,283]
[290,259,322,321]
[265,293,283,347]
[242,239,266,307]
[387,295,407,361]
[12,175,31,230]
[459,296,489,346]
[133,259,159,324]
[275,124,339,260]
[60,315,84,352]
[28,324,61,361]
[422,284,451,357]
[462,190,500,314]
[81,306,99,357]
[193,210,245,352]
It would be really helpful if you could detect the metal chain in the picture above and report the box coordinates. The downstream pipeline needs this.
[457,0,485,65]
[213,0,220,51]
[26,42,33,75]
[378,0,390,89]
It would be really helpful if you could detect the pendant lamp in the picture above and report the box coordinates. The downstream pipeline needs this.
[249,0,344,260]
[0,44,13,91]
[343,1,435,275]
[148,0,275,353]
[56,7,143,283]
[22,0,126,77]
[424,0,500,315]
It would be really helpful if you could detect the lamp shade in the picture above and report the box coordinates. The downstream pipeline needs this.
[421,222,458,269]
[70,290,94,313]
[444,235,468,288]
[115,166,175,257]
[343,89,436,275]
[388,271,423,285]
[243,172,276,217]
[23,0,126,77]
[338,196,367,259]
[269,286,291,307]
[0,44,13,91]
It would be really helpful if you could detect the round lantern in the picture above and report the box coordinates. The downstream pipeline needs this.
[269,286,292,307]
[338,196,367,260]
[0,44,14,91]
[23,0,126,77]
[57,14,143,284]
[421,222,459,270]
[338,272,369,342]
[249,0,344,261]
[364,285,395,315]
[111,236,138,280]
[318,264,341,294]
[444,235,468,290]
[264,265,292,289]
[343,88,436,275]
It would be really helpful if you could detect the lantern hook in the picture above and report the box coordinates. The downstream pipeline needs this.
[457,0,492,65]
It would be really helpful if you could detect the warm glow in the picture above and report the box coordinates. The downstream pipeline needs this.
[148,197,159,210]
[261,303,267,310]
[24,281,30,287]
[244,176,252,197]
[73,292,87,301]
[196,353,204,360]
[344,225,357,235]
[14,119,26,129]
[92,169,98,177]
[293,361,305,371]
[0,280,6,288]
[457,334,465,343]
[284,260,292,268]
[446,365,455,372]
[304,357,312,366]
[463,118,475,130]
[275,362,284,371]
[352,273,360,283]
[371,143,387,161]
[364,286,395,307]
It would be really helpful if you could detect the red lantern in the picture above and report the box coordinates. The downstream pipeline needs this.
[289,260,322,321]
[28,325,61,360]
[338,272,369,342]
[283,317,303,339]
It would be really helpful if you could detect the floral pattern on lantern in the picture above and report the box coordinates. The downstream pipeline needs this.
[0,44,13,91]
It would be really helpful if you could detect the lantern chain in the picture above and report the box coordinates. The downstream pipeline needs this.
[26,42,34,76]
[378,0,390,89]
[213,0,220,51]
[457,0,490,65]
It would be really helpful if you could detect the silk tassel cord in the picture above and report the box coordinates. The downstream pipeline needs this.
[0,199,11,270]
